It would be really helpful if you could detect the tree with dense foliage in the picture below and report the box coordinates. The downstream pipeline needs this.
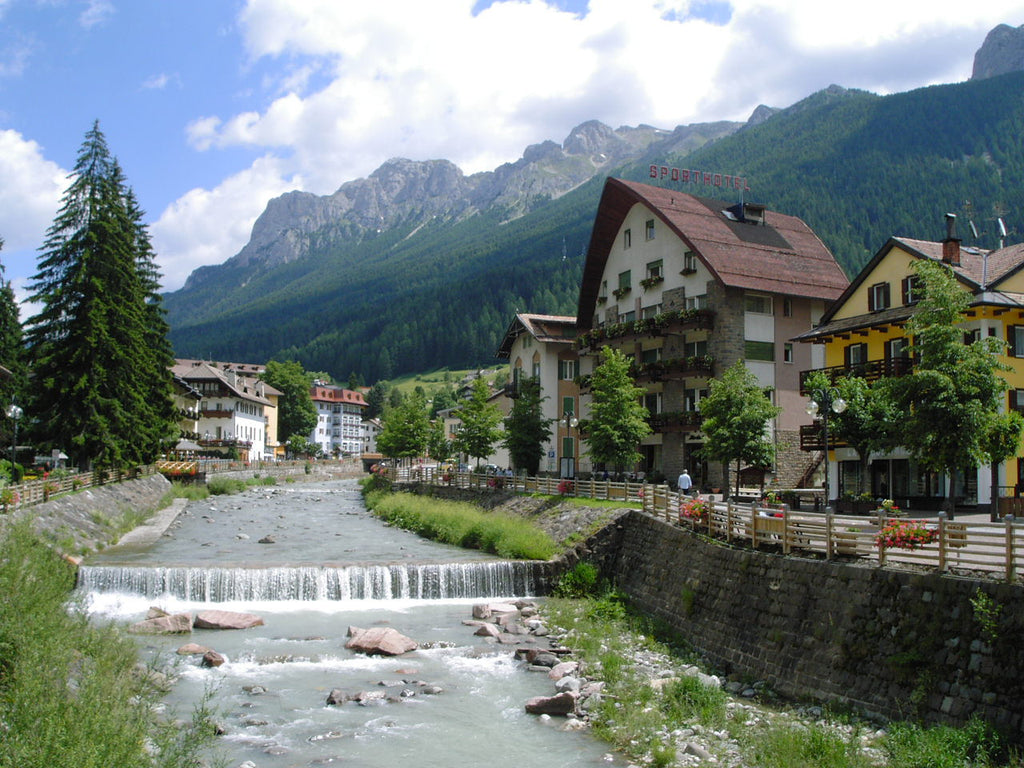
[0,243,27,424]
[887,260,1021,515]
[377,389,431,461]
[425,419,452,465]
[261,360,318,443]
[699,360,782,497]
[453,378,503,468]
[502,377,551,475]
[364,380,389,419]
[585,346,652,473]
[803,371,898,496]
[286,434,317,458]
[24,122,178,472]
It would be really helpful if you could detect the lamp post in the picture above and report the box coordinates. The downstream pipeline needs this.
[806,387,846,512]
[561,410,578,479]
[6,402,23,482]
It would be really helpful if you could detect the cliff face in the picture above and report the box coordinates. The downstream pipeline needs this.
[182,118,742,290]
[972,23,1024,80]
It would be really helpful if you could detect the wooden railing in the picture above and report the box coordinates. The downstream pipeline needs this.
[385,467,1023,582]
[1,466,160,511]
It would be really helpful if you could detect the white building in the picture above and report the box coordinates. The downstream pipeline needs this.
[309,382,367,457]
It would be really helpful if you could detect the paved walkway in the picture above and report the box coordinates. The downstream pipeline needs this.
[114,498,187,547]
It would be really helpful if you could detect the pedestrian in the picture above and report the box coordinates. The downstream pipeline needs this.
[677,469,692,496]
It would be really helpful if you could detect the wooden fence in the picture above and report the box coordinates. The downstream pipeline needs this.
[386,467,1024,583]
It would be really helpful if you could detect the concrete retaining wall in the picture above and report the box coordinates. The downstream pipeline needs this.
[598,511,1023,737]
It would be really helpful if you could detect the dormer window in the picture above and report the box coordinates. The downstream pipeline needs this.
[868,282,891,311]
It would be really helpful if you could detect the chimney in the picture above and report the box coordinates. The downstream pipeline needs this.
[942,213,961,266]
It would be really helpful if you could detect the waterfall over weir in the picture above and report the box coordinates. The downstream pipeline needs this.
[77,560,549,602]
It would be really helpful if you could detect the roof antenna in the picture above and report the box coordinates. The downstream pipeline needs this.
[998,218,1007,250]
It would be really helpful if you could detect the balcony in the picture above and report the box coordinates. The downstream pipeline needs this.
[647,411,702,433]
[632,355,714,382]
[200,408,234,419]
[576,308,715,352]
[799,358,913,393]
[799,423,849,452]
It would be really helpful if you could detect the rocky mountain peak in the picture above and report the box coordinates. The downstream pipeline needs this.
[972,23,1024,80]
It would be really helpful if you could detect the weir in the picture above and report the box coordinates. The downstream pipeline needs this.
[77,560,548,602]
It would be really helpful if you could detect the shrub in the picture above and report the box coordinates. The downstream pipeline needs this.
[884,717,1000,768]
[206,476,248,495]
[554,561,601,598]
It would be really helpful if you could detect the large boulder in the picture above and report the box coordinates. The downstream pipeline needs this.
[194,610,265,630]
[345,626,418,656]
[128,613,193,634]
[524,691,577,715]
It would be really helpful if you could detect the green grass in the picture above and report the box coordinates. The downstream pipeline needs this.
[0,520,217,768]
[742,721,874,768]
[364,491,556,560]
[883,718,1001,768]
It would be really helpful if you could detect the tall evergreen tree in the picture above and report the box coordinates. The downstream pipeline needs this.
[0,242,28,460]
[24,121,177,472]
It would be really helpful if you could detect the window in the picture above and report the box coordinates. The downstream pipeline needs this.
[619,310,635,323]
[1011,390,1024,414]
[745,340,775,361]
[645,219,656,240]
[1010,326,1024,357]
[559,360,578,380]
[783,343,794,363]
[684,294,708,310]
[868,282,891,311]
[599,280,608,301]
[641,304,662,319]
[641,347,661,364]
[618,270,631,290]
[902,275,922,305]
[643,392,662,414]
[783,297,793,317]
[645,260,663,280]
[744,293,773,315]
[623,229,631,249]
[684,387,708,411]
[682,250,698,274]
[845,342,868,368]
[532,361,541,378]
[886,337,910,359]
[683,339,708,358]
[562,396,576,417]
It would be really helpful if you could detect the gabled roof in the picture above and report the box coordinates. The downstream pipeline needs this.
[496,313,577,359]
[171,361,273,406]
[311,384,367,406]
[795,237,1024,343]
[577,177,849,328]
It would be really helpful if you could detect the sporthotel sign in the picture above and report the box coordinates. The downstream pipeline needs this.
[649,165,750,191]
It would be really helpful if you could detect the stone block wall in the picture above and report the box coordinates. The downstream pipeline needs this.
[593,511,1024,739]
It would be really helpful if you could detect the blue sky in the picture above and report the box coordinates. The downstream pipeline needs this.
[0,1,1020,300]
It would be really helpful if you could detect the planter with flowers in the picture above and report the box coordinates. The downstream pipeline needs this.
[42,481,58,501]
[1,486,19,513]
[875,519,939,550]
[557,479,575,496]
[875,498,902,517]
[679,497,711,526]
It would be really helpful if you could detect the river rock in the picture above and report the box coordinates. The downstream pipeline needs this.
[129,612,193,634]
[549,661,579,680]
[258,535,276,544]
[345,626,418,656]
[472,602,519,620]
[326,688,348,705]
[194,610,265,630]
[176,643,211,655]
[474,623,501,638]
[201,650,226,667]
[525,691,577,715]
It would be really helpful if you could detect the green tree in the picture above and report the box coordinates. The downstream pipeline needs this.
[377,389,431,461]
[365,380,389,420]
[261,359,318,443]
[24,121,177,473]
[889,260,1020,515]
[453,378,503,468]
[699,360,782,497]
[803,371,898,496]
[0,242,27,421]
[287,434,315,458]
[585,346,652,473]
[426,419,452,465]
[502,377,551,475]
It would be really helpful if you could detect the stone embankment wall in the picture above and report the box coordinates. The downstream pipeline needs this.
[594,511,1023,739]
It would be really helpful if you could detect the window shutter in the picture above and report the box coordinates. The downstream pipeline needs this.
[1009,326,1019,357]
[901,277,909,305]
[882,282,891,309]
[867,286,876,312]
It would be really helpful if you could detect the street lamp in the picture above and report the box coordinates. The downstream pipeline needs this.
[806,387,846,512]
[561,410,579,479]
[6,402,23,482]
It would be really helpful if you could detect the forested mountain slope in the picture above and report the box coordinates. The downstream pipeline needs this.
[165,72,1024,382]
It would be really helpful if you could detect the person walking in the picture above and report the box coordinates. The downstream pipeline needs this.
[677,469,692,496]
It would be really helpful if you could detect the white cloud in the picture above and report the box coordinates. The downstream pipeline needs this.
[150,155,301,290]
[0,129,65,256]
[141,72,181,90]
[79,0,114,29]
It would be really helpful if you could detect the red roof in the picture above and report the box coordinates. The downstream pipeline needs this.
[577,178,849,327]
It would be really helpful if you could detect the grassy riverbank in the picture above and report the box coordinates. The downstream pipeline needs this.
[0,520,216,768]
[544,569,1017,768]
[362,478,556,560]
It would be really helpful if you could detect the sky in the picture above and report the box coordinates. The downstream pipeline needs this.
[0,1,1021,304]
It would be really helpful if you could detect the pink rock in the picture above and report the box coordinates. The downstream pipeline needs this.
[345,626,418,656]
[128,613,193,634]
[524,691,577,715]
[194,610,264,630]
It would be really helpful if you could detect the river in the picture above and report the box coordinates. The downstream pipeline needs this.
[78,478,620,767]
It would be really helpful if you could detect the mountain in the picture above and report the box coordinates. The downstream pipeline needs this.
[972,23,1024,80]
[164,72,1024,384]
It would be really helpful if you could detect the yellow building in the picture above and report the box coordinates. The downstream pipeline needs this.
[795,216,1024,513]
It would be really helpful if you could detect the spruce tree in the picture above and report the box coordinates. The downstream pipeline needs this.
[502,377,551,475]
[24,121,177,473]
[0,242,28,460]
[586,346,652,473]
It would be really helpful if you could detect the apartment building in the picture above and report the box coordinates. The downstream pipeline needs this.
[309,382,367,457]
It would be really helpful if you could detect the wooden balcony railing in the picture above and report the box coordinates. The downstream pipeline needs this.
[799,358,914,393]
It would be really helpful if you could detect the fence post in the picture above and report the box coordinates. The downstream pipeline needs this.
[726,500,734,543]
[782,505,790,554]
[937,511,948,572]
[1006,514,1016,583]
[825,510,833,560]
[750,505,758,548]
